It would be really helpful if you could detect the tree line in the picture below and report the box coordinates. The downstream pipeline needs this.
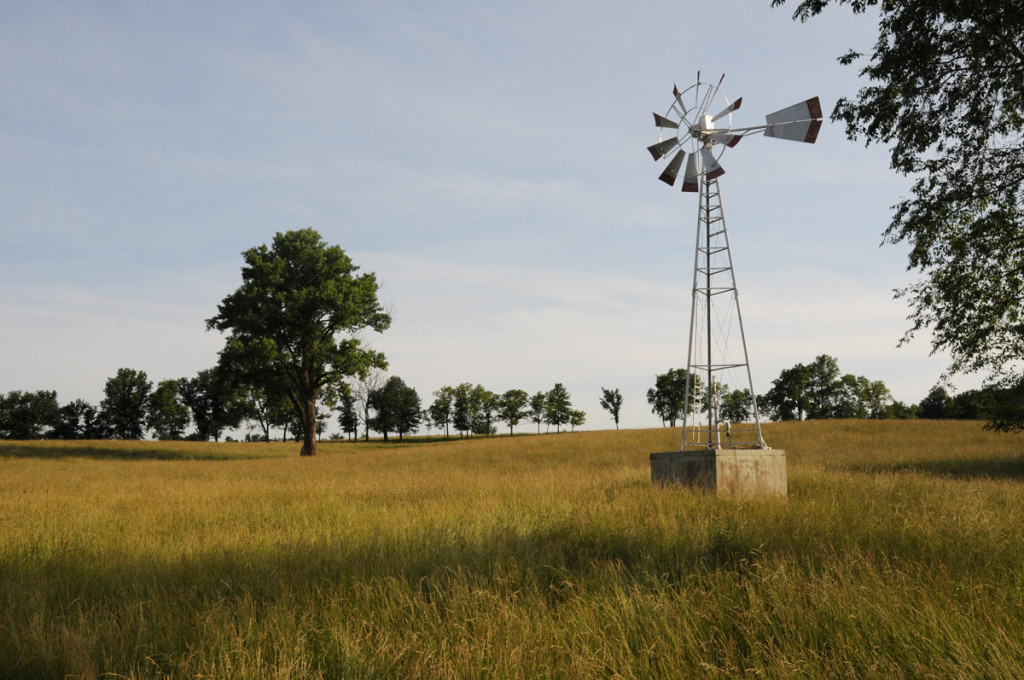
[4,230,1021,448]
[5,353,1019,442]
[0,370,592,443]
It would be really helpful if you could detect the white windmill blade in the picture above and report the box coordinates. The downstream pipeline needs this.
[712,97,742,122]
[681,154,699,192]
[647,137,681,161]
[763,119,822,144]
[708,132,742,148]
[765,97,823,125]
[658,150,687,186]
[653,112,679,129]
[700,146,725,180]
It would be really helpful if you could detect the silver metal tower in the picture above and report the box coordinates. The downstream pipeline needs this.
[646,74,822,451]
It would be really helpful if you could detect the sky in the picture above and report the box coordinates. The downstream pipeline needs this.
[0,0,984,434]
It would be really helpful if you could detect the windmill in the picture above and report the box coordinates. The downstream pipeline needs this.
[647,73,821,454]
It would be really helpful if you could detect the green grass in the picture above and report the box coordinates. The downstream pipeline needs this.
[2,421,1024,678]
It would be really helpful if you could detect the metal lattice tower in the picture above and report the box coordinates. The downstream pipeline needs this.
[681,176,766,450]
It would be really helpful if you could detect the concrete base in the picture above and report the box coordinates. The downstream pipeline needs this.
[650,449,787,497]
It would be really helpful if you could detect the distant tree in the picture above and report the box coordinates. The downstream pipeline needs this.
[918,385,953,420]
[805,354,843,419]
[147,379,190,440]
[763,364,811,421]
[179,368,246,442]
[496,389,530,436]
[428,385,456,439]
[352,370,386,441]
[53,399,105,439]
[569,409,586,432]
[240,385,292,442]
[720,387,752,423]
[984,381,1024,433]
[0,390,60,439]
[858,378,893,419]
[529,391,547,434]
[336,385,360,440]
[452,383,477,437]
[99,368,152,440]
[473,386,498,436]
[207,228,391,456]
[646,369,701,427]
[451,383,495,436]
[599,387,623,430]
[764,356,893,421]
[545,383,573,433]
[368,376,422,441]
[886,400,918,420]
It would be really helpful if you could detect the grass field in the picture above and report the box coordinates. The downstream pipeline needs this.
[2,420,1024,679]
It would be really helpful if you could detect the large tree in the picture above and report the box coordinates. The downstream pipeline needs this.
[99,368,152,440]
[207,229,391,456]
[774,0,1024,428]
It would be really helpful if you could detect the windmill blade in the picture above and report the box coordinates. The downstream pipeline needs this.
[658,150,686,186]
[765,97,822,125]
[708,132,742,148]
[681,153,699,192]
[647,137,680,161]
[653,113,679,129]
[712,96,742,122]
[764,119,822,144]
[700,146,725,180]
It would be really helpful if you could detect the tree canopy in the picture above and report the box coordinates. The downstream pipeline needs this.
[207,229,391,455]
[774,0,1024,427]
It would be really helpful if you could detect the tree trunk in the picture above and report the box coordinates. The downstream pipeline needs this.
[299,398,318,456]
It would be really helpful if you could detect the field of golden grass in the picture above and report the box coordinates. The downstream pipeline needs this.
[2,420,1024,678]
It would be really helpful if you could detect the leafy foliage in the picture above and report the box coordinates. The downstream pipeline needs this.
[775,0,1024,425]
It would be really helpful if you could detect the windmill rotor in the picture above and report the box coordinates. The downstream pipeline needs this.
[648,74,822,191]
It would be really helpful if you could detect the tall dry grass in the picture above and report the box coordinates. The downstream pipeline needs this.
[2,421,1024,678]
